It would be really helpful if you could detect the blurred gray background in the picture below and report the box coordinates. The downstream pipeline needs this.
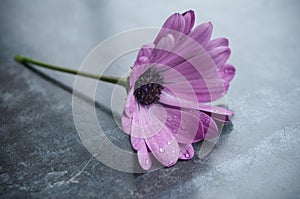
[1,0,300,198]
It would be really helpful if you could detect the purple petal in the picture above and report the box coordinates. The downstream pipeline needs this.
[131,136,144,150]
[162,78,227,103]
[161,72,228,104]
[179,143,194,160]
[206,38,229,51]
[189,22,213,46]
[209,46,231,67]
[121,111,132,135]
[159,91,234,116]
[154,13,186,45]
[136,138,152,170]
[134,56,150,66]
[134,44,154,67]
[194,111,219,141]
[123,90,136,117]
[202,112,219,139]
[145,126,180,167]
[151,34,176,61]
[138,151,152,170]
[137,43,155,58]
[182,10,195,34]
[156,34,176,51]
[151,36,209,72]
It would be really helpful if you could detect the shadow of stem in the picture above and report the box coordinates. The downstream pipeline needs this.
[18,61,113,116]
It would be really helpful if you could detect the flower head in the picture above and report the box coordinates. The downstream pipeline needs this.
[122,10,235,170]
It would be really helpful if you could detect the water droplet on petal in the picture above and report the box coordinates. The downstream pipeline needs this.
[205,118,210,125]
[159,148,164,153]
[180,126,187,132]
[167,141,171,145]
[185,153,190,158]
[225,68,233,74]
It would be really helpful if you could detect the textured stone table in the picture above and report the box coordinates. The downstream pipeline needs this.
[1,0,300,198]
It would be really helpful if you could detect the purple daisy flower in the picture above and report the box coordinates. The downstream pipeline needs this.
[122,10,235,170]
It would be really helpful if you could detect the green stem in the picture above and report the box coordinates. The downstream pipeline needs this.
[14,54,128,88]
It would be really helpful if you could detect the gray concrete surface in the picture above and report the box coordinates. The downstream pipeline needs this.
[1,0,300,198]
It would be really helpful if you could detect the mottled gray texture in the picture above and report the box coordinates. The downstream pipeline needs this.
[1,0,300,198]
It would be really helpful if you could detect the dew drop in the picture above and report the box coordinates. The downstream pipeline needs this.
[171,121,178,127]
[159,148,164,153]
[225,68,233,74]
[180,126,187,132]
[167,141,171,145]
[205,118,210,125]
[167,118,172,122]
[185,153,190,158]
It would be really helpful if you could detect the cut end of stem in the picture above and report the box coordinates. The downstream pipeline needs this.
[14,54,25,63]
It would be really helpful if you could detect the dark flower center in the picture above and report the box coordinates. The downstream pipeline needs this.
[134,67,163,106]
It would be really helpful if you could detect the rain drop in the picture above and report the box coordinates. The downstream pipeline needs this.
[180,126,187,132]
[185,153,190,158]
[159,148,164,153]
[225,68,233,74]
[205,118,210,125]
